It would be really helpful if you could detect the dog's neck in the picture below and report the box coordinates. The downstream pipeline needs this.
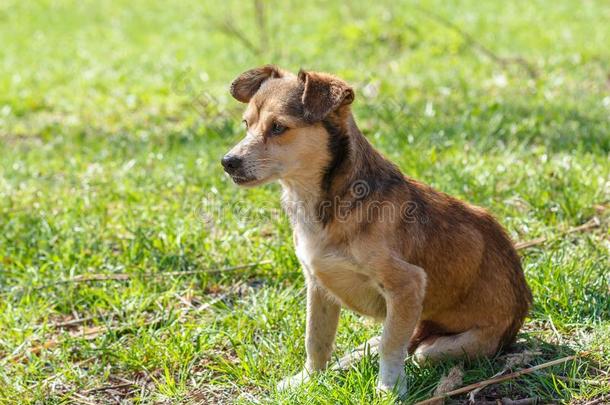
[280,111,400,227]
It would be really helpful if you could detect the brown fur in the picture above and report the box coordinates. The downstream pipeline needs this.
[222,66,532,394]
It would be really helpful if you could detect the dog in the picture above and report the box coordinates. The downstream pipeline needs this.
[221,65,532,395]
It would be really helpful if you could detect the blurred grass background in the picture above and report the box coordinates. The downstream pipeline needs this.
[0,0,609,403]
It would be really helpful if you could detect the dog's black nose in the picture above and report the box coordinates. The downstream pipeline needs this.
[221,155,242,173]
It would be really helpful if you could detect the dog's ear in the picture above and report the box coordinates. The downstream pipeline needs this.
[230,65,284,103]
[298,69,355,122]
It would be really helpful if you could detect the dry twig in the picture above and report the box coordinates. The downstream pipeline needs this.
[413,5,538,78]
[49,315,98,329]
[28,260,271,291]
[216,19,261,55]
[582,396,609,405]
[515,217,601,250]
[82,382,134,395]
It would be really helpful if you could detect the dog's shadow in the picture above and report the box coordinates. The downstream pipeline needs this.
[323,334,604,404]
[414,334,606,404]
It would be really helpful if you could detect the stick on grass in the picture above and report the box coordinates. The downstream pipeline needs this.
[515,217,601,250]
[15,260,272,292]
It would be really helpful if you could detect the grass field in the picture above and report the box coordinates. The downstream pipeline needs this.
[1,0,609,403]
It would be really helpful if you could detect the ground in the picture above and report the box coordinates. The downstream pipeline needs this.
[0,0,609,403]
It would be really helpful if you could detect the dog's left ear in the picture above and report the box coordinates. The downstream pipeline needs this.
[298,69,355,122]
[230,65,284,103]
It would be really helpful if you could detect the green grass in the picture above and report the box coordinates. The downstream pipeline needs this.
[1,0,609,403]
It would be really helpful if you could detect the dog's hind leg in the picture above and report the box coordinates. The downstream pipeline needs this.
[330,336,381,371]
[412,326,503,364]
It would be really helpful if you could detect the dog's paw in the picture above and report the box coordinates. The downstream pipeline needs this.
[276,370,311,392]
[376,373,408,398]
[412,350,430,366]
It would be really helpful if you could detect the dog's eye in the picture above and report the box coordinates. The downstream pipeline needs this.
[270,122,286,136]
[242,120,249,129]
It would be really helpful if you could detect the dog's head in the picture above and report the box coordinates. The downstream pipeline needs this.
[221,65,354,187]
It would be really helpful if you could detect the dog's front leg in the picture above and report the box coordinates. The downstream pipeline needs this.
[277,278,341,391]
[376,259,426,396]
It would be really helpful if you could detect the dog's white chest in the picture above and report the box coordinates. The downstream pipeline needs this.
[293,224,386,319]
[294,225,344,275]
[281,185,385,318]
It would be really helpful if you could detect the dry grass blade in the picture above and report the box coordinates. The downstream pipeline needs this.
[48,315,98,329]
[515,217,601,250]
[585,396,610,405]
[474,399,537,405]
[197,291,231,312]
[70,392,98,405]
[149,260,272,277]
[27,260,271,290]
[82,382,134,394]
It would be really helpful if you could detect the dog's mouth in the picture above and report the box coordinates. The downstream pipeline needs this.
[230,174,261,186]
[230,172,276,187]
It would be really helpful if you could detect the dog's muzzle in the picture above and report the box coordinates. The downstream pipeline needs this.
[221,154,242,175]
[221,154,256,185]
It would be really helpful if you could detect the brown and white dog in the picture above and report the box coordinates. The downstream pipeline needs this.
[222,65,532,395]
